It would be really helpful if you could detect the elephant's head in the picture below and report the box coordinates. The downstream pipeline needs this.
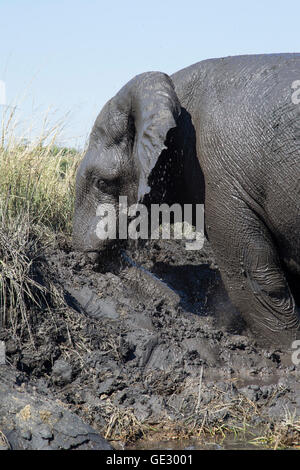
[73,72,183,262]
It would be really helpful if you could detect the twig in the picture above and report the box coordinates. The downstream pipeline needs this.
[195,365,204,414]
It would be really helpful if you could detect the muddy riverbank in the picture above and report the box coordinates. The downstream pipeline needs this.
[0,236,299,449]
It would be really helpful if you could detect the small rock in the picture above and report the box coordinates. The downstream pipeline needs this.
[37,424,53,440]
[52,359,73,385]
[239,386,258,402]
[98,378,115,395]
[134,403,151,423]
[20,429,32,440]
[115,391,127,404]
[249,385,260,391]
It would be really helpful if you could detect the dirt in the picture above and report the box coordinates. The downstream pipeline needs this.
[1,236,299,449]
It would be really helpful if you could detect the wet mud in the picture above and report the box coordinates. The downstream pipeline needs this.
[1,237,299,448]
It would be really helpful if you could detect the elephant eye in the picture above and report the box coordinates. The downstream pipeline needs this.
[91,176,118,195]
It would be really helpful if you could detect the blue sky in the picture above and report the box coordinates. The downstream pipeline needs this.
[1,0,300,148]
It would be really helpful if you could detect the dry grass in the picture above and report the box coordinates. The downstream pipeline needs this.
[0,214,45,339]
[98,382,300,449]
[0,106,81,234]
[251,411,300,449]
[0,106,81,336]
[0,429,10,449]
[103,401,148,441]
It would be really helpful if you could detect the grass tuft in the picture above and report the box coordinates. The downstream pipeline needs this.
[0,107,81,336]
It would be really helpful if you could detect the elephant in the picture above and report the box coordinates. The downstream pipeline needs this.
[73,53,300,347]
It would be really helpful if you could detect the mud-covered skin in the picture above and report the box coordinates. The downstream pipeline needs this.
[73,54,300,346]
[172,55,300,346]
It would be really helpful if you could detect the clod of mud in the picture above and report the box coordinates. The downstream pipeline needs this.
[120,250,181,307]
[67,285,119,320]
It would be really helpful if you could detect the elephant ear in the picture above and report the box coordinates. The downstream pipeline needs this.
[128,72,181,200]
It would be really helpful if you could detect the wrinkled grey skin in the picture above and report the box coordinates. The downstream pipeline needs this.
[73,54,300,346]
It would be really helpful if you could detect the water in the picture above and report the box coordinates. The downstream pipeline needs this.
[123,435,266,450]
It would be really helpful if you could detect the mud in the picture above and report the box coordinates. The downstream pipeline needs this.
[1,236,299,449]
